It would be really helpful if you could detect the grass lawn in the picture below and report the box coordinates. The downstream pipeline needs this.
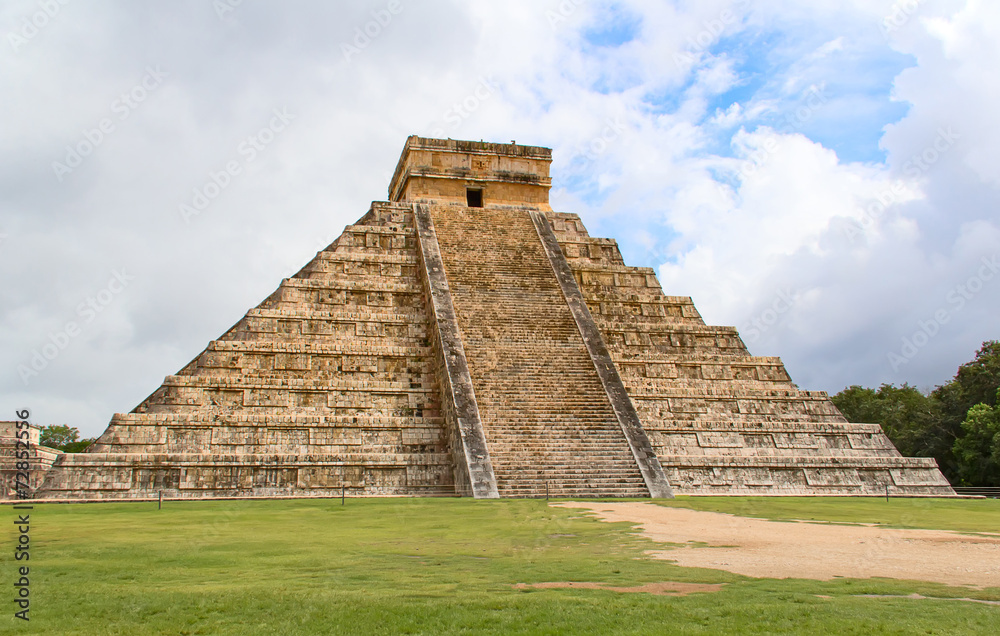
[0,497,996,635]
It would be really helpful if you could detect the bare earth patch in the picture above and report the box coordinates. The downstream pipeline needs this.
[513,581,725,596]
[554,502,1000,589]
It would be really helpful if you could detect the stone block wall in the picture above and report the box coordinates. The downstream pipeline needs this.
[0,422,62,497]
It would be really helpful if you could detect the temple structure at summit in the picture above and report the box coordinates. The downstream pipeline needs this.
[35,136,954,499]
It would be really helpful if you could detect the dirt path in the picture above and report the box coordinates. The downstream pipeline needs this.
[554,502,1000,589]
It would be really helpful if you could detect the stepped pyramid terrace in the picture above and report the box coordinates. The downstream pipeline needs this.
[35,136,954,499]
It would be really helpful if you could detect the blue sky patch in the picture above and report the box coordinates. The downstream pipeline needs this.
[582,4,642,48]
[682,26,917,165]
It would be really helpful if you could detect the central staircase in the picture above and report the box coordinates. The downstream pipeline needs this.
[429,205,648,497]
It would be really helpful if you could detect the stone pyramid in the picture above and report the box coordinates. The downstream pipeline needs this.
[36,137,953,499]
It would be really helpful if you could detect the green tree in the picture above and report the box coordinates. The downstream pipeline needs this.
[39,424,80,448]
[829,385,880,424]
[60,439,96,453]
[952,390,1000,486]
[833,340,1000,486]
[931,340,1000,479]
[38,425,95,453]
[831,383,943,459]
[933,340,1000,423]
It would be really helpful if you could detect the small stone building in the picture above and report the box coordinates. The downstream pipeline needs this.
[0,421,62,497]
[35,137,954,499]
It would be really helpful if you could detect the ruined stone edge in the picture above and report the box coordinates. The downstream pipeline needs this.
[413,204,500,499]
[530,210,675,499]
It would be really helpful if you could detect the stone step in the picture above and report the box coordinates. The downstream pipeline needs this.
[204,340,432,356]
[158,375,436,392]
[429,204,648,498]
[640,420,884,433]
[110,412,447,426]
[310,252,419,265]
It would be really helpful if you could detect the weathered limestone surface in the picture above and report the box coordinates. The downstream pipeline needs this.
[0,422,61,496]
[390,137,552,209]
[427,203,650,497]
[33,136,953,499]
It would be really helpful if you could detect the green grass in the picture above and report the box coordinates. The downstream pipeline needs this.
[0,497,996,635]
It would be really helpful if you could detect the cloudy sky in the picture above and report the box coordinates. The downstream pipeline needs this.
[2,0,997,437]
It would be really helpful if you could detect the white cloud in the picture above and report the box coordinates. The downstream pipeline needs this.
[653,0,1000,391]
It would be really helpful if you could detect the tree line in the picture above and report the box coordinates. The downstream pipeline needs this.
[832,341,1000,487]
